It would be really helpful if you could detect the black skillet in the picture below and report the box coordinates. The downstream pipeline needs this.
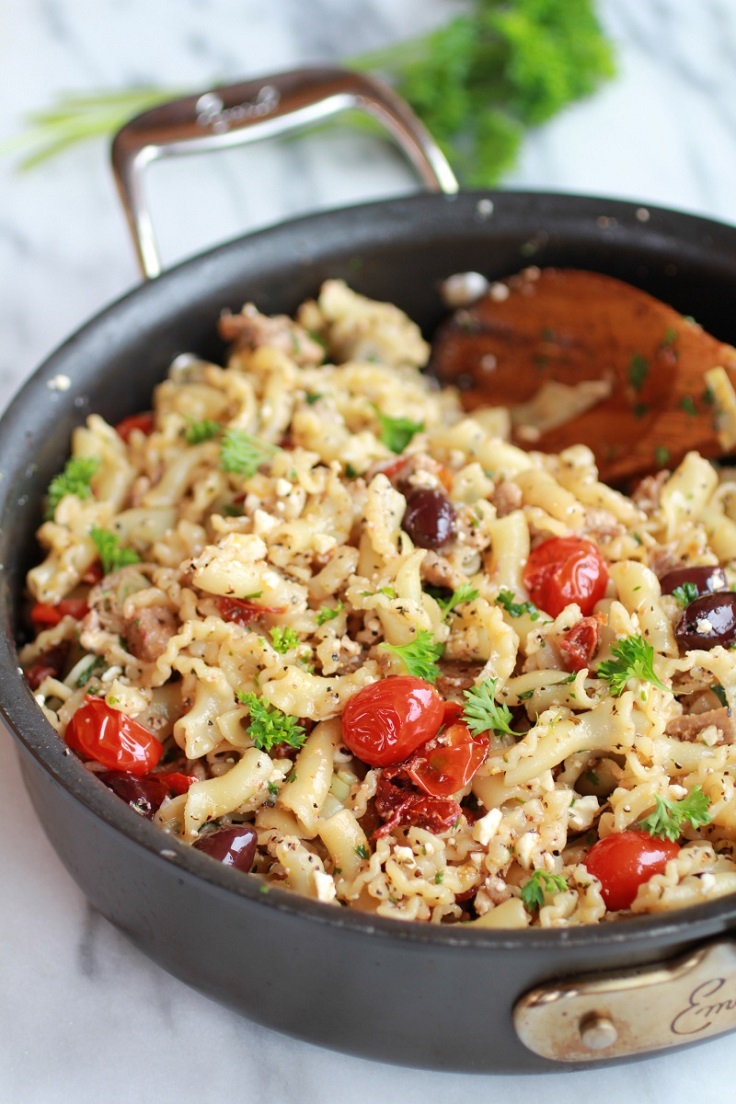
[2,68,736,1073]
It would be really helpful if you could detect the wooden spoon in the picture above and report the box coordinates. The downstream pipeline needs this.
[431,267,736,484]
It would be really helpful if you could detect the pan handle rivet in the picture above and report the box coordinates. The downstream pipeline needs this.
[579,1012,618,1050]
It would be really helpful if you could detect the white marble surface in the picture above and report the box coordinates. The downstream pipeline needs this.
[3,1,736,1100]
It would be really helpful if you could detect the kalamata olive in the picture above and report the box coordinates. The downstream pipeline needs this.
[675,591,736,651]
[97,770,169,818]
[402,487,456,549]
[660,564,728,598]
[192,825,258,872]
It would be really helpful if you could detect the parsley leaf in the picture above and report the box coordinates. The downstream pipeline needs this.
[184,418,221,444]
[316,601,344,626]
[429,582,480,620]
[671,582,698,608]
[220,428,279,476]
[462,677,520,738]
[379,629,444,683]
[495,587,541,620]
[269,626,300,654]
[628,353,649,393]
[236,692,306,751]
[520,870,568,911]
[372,405,424,454]
[639,786,712,842]
[597,634,668,696]
[46,455,99,519]
[90,527,141,574]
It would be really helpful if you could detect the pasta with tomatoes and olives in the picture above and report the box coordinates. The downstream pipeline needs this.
[20,278,736,927]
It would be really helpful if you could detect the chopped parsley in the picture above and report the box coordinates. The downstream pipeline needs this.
[520,870,568,911]
[671,582,698,608]
[463,677,520,738]
[379,629,445,683]
[639,786,712,842]
[89,527,141,574]
[220,428,279,476]
[679,395,698,417]
[354,843,370,861]
[45,455,99,519]
[372,405,424,453]
[316,601,344,626]
[597,634,668,696]
[184,418,221,444]
[75,654,107,688]
[361,586,396,599]
[654,445,671,468]
[305,391,323,405]
[429,582,480,620]
[236,691,306,751]
[269,626,300,654]
[628,353,649,393]
[495,587,540,621]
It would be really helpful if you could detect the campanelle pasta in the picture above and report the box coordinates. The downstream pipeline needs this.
[21,279,736,928]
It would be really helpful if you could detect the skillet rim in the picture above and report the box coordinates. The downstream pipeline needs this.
[3,187,736,954]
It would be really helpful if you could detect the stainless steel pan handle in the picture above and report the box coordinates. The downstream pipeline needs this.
[111,66,459,279]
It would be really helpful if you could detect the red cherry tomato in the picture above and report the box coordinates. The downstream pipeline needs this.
[341,676,445,767]
[115,411,155,442]
[523,536,609,618]
[65,697,163,776]
[583,830,680,910]
[405,722,489,798]
[31,597,89,628]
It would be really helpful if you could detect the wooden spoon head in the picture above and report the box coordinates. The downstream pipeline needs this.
[431,268,736,484]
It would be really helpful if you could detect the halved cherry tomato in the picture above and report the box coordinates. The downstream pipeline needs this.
[65,697,163,776]
[115,411,155,442]
[523,536,609,619]
[31,597,89,628]
[217,596,287,627]
[558,615,602,672]
[341,676,445,767]
[373,767,462,838]
[405,722,489,798]
[583,830,680,910]
[154,770,198,795]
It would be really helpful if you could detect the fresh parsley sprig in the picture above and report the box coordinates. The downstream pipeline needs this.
[462,677,520,738]
[45,456,100,520]
[520,870,568,911]
[89,527,141,575]
[236,691,306,752]
[639,786,712,842]
[597,634,669,696]
[220,428,279,477]
[379,629,444,683]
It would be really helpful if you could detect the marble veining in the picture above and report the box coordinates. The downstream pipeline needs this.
[3,1,736,1101]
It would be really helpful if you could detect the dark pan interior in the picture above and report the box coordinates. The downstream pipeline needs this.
[3,190,736,1072]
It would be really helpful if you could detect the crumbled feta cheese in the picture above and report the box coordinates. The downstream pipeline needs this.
[313,870,337,903]
[472,807,503,846]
